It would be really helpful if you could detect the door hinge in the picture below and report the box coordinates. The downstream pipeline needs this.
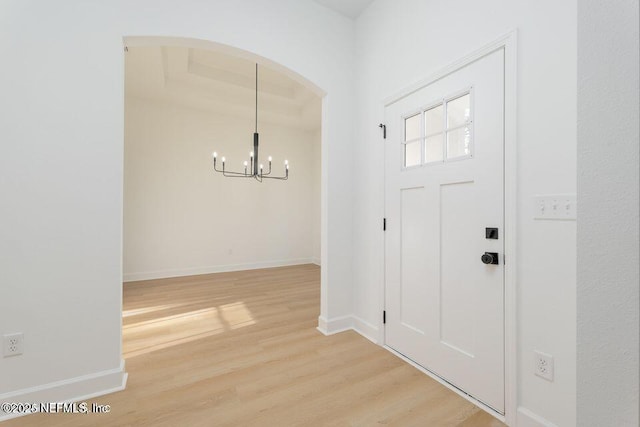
[383,310,386,324]
[379,123,386,139]
[383,218,387,231]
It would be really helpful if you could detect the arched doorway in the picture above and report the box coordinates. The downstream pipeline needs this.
[121,36,324,359]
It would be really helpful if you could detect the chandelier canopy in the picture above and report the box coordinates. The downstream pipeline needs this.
[212,64,289,182]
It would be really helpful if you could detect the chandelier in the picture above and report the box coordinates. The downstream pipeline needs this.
[212,64,289,181]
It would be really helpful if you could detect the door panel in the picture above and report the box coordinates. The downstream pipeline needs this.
[400,186,427,333]
[384,49,505,412]
[440,180,477,357]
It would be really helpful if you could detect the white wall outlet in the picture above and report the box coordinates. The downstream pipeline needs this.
[533,194,577,220]
[3,333,24,357]
[534,350,554,381]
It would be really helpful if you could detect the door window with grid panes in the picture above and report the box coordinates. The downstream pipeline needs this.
[402,91,473,168]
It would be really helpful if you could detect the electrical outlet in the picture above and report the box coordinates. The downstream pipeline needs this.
[3,333,24,357]
[534,351,554,381]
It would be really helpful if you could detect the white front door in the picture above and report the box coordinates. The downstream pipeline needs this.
[384,49,505,413]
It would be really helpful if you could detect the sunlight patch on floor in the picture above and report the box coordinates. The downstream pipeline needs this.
[123,301,255,358]
[123,303,189,317]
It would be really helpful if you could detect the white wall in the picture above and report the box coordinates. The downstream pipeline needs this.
[0,0,353,410]
[353,1,576,425]
[124,97,320,281]
[577,1,639,426]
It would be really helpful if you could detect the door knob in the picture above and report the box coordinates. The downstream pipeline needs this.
[481,252,499,265]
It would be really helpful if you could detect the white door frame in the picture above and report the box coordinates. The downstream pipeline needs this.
[380,30,517,425]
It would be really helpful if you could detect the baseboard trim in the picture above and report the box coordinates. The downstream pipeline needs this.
[0,360,128,422]
[316,315,352,335]
[517,407,557,427]
[311,257,321,266]
[351,315,379,344]
[124,258,316,282]
[316,315,379,343]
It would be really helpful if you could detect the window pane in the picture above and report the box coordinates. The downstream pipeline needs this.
[405,114,421,141]
[404,141,421,167]
[424,105,443,135]
[425,134,444,163]
[446,126,471,159]
[447,94,470,128]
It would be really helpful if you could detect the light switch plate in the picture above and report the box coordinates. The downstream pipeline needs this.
[533,194,577,220]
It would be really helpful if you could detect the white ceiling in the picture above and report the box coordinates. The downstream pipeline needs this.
[125,46,321,131]
[313,0,375,19]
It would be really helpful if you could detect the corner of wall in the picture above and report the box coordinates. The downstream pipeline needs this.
[316,315,379,344]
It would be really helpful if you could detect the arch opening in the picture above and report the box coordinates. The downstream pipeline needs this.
[121,35,325,359]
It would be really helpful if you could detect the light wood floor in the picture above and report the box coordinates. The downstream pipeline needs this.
[7,264,505,426]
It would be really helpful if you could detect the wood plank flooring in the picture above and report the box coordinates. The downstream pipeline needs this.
[5,264,505,426]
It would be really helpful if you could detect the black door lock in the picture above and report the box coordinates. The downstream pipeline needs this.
[481,252,499,265]
[485,228,499,239]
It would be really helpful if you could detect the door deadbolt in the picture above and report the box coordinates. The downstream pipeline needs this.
[481,252,499,265]
[485,228,499,239]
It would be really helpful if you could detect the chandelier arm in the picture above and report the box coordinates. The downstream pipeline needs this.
[213,163,253,176]
[213,164,249,176]
[224,170,252,176]
[213,161,284,178]
[222,173,254,178]
[261,174,288,180]
[221,169,256,177]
